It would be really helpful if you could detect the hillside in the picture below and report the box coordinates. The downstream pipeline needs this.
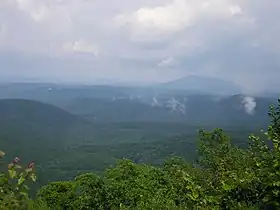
[0,90,276,188]
[62,97,184,123]
[0,99,196,184]
[0,97,277,207]
[0,99,106,184]
[2,99,280,209]
[0,99,96,145]
[59,94,274,129]
[0,99,89,128]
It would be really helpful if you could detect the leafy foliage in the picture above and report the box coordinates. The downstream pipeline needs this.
[0,153,50,209]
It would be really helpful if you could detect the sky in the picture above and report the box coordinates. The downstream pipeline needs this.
[0,0,279,93]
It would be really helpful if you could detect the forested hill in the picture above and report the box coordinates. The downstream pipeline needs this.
[0,99,90,128]
[0,97,272,186]
[0,99,280,209]
[0,99,96,146]
[0,99,105,184]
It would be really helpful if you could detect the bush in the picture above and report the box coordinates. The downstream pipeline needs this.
[0,153,40,209]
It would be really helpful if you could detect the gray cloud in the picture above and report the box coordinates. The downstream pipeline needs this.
[0,0,279,94]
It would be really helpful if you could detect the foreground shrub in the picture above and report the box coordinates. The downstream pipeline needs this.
[0,153,39,209]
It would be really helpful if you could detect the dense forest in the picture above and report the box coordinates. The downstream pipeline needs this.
[0,99,280,209]
[0,94,263,189]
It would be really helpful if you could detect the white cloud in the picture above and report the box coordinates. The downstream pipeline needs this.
[241,96,257,115]
[15,0,50,22]
[62,40,99,56]
[0,0,279,94]
[116,1,193,32]
[115,0,245,40]
[157,56,177,67]
[229,5,242,16]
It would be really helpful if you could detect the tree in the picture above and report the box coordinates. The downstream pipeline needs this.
[73,173,108,209]
[37,181,76,209]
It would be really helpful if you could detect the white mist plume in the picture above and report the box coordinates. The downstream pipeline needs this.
[166,98,186,114]
[151,96,160,107]
[241,96,257,115]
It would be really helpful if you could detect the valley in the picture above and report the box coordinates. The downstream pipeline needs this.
[0,83,275,190]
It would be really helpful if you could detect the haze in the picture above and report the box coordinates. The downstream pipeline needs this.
[0,0,280,94]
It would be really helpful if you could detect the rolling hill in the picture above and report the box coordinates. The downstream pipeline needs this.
[0,99,96,148]
[0,95,276,191]
[62,97,185,123]
[0,99,108,184]
[0,99,89,128]
[57,94,275,129]
[0,99,196,185]
[0,83,277,126]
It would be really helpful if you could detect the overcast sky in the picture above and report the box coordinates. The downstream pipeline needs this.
[0,0,279,93]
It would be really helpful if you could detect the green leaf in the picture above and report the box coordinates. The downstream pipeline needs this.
[30,173,37,182]
[273,190,279,196]
[273,181,280,187]
[14,165,22,169]
[23,185,29,191]
[8,169,17,179]
[17,176,25,186]
[222,183,232,191]
[25,168,32,173]
[19,191,29,199]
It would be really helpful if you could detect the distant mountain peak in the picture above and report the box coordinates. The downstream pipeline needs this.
[161,75,242,95]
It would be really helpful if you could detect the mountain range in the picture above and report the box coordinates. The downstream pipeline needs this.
[156,75,242,95]
[0,82,278,188]
[0,82,276,125]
